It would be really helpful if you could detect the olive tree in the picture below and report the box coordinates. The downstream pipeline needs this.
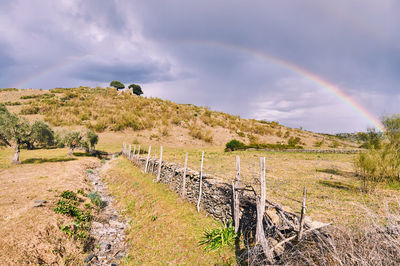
[24,121,55,149]
[0,104,53,163]
[81,129,99,152]
[64,131,83,156]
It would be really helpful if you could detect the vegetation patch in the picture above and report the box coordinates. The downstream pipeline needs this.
[199,221,238,252]
[54,190,93,241]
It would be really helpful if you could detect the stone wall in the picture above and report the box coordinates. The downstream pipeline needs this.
[246,148,361,154]
[123,153,302,235]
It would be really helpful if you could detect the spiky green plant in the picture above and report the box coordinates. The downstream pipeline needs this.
[199,221,237,252]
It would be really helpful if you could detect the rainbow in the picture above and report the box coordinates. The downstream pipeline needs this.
[177,40,384,131]
[14,56,81,89]
[14,40,384,131]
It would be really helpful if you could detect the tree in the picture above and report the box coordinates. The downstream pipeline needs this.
[0,104,32,163]
[83,129,98,152]
[24,121,55,149]
[128,83,143,96]
[64,131,83,156]
[110,80,125,90]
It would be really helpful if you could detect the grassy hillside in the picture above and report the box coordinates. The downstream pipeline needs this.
[0,87,358,148]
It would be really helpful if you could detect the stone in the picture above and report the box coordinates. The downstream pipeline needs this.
[84,254,96,263]
[33,200,47,207]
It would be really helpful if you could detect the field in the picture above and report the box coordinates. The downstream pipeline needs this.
[0,147,98,264]
[0,88,396,264]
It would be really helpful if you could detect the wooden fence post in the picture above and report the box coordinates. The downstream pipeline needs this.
[132,146,136,161]
[156,146,163,182]
[145,146,151,173]
[256,157,273,262]
[181,152,188,198]
[196,151,204,212]
[297,187,307,241]
[136,145,141,165]
[123,142,126,156]
[233,155,241,233]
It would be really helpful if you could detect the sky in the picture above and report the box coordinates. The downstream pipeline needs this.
[0,0,399,133]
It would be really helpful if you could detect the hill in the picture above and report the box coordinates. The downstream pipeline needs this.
[0,87,358,149]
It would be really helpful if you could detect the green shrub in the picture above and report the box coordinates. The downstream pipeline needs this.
[225,139,246,152]
[355,115,400,192]
[61,190,78,201]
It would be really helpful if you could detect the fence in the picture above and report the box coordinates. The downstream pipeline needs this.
[121,143,330,262]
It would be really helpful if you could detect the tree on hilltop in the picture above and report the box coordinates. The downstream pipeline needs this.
[110,80,125,90]
[128,83,143,96]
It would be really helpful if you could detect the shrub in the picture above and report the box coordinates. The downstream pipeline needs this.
[288,136,301,147]
[225,139,246,152]
[355,115,400,192]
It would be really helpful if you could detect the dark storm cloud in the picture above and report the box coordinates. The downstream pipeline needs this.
[0,0,398,132]
[70,58,174,84]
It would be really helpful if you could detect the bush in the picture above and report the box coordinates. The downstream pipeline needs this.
[355,115,400,192]
[225,139,246,152]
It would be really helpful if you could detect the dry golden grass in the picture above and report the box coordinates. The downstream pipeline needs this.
[122,144,400,226]
[0,147,99,264]
[0,87,358,148]
[104,157,236,265]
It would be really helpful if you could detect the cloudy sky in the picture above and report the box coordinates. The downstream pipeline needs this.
[0,0,399,133]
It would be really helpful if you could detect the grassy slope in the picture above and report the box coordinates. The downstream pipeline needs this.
[0,87,357,149]
[104,157,236,265]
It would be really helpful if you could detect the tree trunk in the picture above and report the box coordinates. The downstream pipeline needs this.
[12,144,21,164]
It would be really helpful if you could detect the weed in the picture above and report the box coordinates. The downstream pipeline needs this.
[199,221,237,252]
[54,190,93,240]
[60,190,78,201]
[88,191,105,209]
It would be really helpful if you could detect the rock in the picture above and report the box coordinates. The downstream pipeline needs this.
[111,263,118,266]
[33,200,47,207]
[84,254,96,263]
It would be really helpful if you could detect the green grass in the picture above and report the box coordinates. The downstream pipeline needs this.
[106,157,236,265]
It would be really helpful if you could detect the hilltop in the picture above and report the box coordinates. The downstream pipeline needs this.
[0,87,358,149]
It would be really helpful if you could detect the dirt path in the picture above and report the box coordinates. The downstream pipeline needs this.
[85,159,129,265]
